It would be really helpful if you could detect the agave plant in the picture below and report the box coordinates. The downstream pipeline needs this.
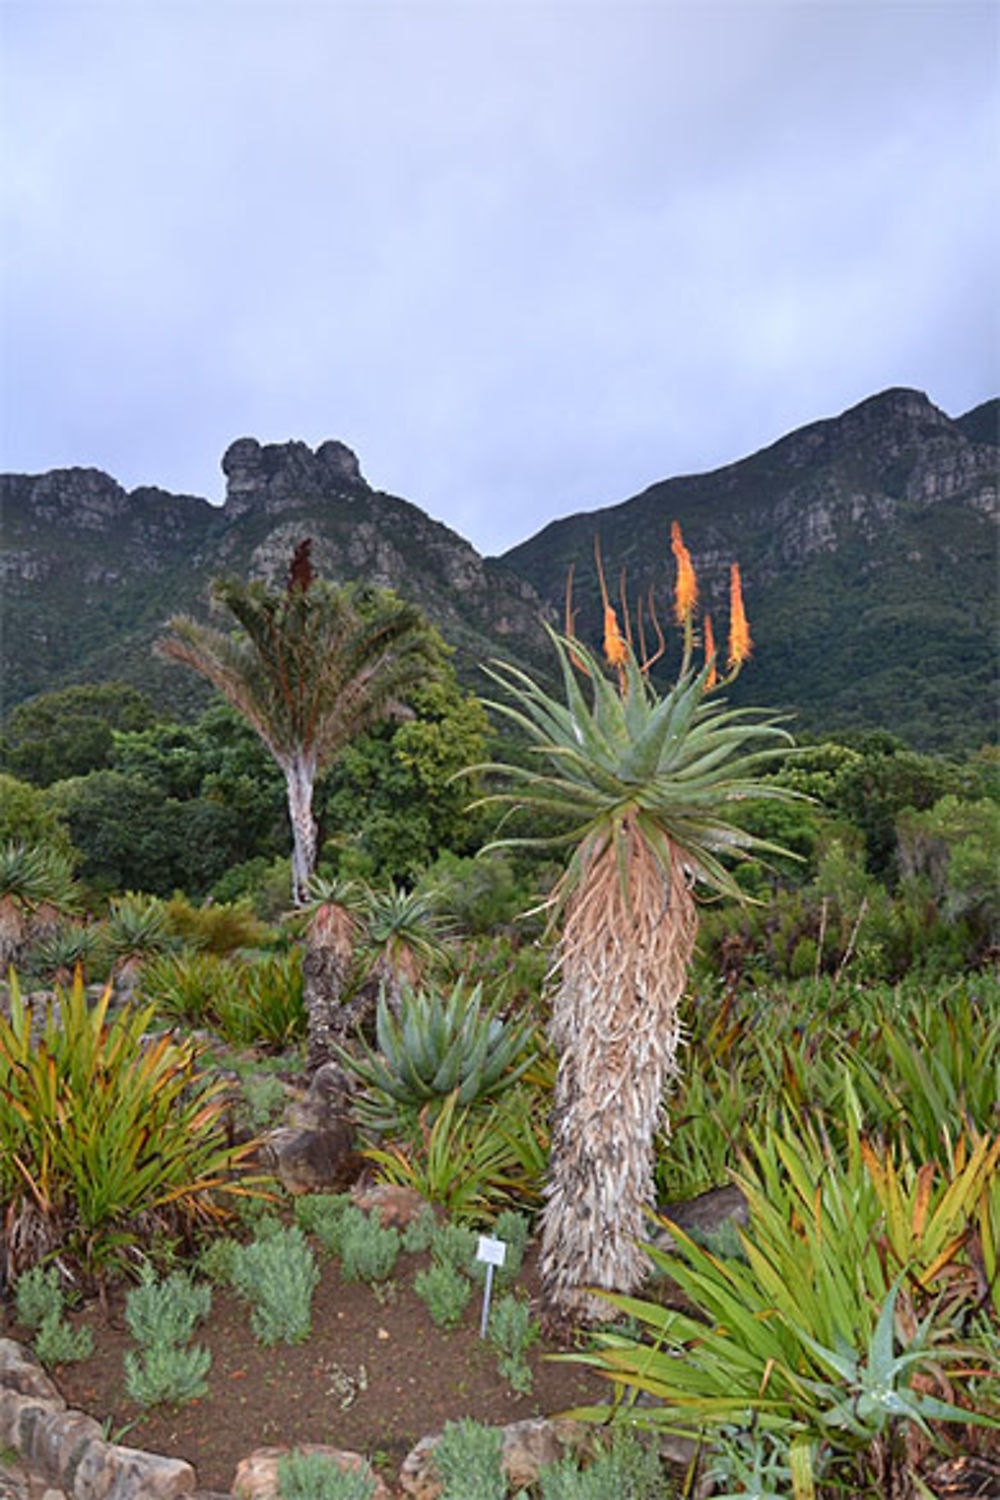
[339,978,536,1133]
[473,527,799,1321]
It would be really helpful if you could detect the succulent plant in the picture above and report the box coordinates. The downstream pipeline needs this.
[339,978,535,1130]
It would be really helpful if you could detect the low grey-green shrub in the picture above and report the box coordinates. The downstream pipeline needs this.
[402,1204,439,1254]
[431,1419,506,1500]
[237,1072,289,1135]
[469,1209,530,1285]
[294,1193,356,1256]
[14,1265,65,1330]
[338,1212,401,1284]
[231,1226,319,1345]
[428,1220,477,1272]
[276,1448,377,1500]
[538,1428,664,1500]
[488,1292,538,1394]
[123,1341,212,1407]
[413,1259,473,1329]
[14,1263,92,1368]
[196,1236,240,1286]
[125,1269,212,1349]
[33,1310,93,1368]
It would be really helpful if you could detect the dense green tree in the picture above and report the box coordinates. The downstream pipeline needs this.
[112,702,287,865]
[0,774,74,855]
[898,795,1000,947]
[156,544,440,903]
[0,682,159,786]
[48,771,246,898]
[317,673,490,882]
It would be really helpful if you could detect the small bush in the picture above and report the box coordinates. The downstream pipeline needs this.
[428,1221,477,1272]
[14,1263,92,1367]
[125,1269,212,1350]
[195,1237,240,1287]
[294,1194,356,1256]
[230,1226,319,1346]
[123,1340,211,1407]
[14,1264,65,1330]
[488,1292,538,1394]
[276,1448,377,1500]
[237,1073,289,1135]
[469,1209,530,1285]
[401,1204,439,1254]
[413,1260,473,1329]
[431,1418,506,1500]
[338,1213,401,1284]
[539,1428,664,1499]
[33,1310,94,1368]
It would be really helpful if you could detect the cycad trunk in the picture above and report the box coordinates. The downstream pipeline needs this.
[303,903,357,1073]
[284,755,318,907]
[539,830,697,1324]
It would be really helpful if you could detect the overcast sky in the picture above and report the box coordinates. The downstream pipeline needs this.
[1,1,996,556]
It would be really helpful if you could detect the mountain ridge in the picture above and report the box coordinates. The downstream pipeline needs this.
[2,387,997,749]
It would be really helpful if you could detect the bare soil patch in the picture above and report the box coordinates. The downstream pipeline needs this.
[7,1246,610,1495]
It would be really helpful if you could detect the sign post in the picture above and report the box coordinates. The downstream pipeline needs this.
[476,1234,507,1338]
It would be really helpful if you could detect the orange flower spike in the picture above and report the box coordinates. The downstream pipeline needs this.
[603,604,629,668]
[703,612,718,690]
[670,520,698,625]
[727,563,753,669]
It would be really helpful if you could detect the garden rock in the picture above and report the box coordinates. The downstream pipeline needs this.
[399,1417,590,1498]
[286,1063,354,1131]
[231,1445,390,1500]
[652,1183,747,1252]
[258,1120,361,1195]
[349,1183,430,1229]
[259,1062,363,1194]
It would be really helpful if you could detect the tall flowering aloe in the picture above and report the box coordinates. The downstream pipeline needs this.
[475,526,798,1323]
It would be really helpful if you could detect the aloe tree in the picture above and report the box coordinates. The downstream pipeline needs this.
[156,542,439,906]
[476,528,799,1322]
[0,841,79,975]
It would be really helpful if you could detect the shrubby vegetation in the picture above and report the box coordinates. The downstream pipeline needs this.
[1,547,995,1497]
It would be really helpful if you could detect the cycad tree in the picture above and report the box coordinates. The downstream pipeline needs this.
[156,541,439,905]
[477,527,799,1323]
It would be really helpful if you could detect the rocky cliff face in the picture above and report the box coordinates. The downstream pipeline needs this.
[501,389,998,749]
[2,388,996,747]
[0,439,549,713]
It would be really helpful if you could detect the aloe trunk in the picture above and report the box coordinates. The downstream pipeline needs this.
[540,826,697,1321]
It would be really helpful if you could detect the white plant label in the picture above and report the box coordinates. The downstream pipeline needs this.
[476,1235,507,1336]
[476,1235,507,1268]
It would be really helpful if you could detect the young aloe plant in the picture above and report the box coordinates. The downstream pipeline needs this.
[339,978,535,1131]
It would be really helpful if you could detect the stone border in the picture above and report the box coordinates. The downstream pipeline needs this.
[0,1339,202,1500]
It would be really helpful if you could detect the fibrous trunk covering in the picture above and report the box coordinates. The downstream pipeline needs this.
[303,903,357,1073]
[539,829,697,1324]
